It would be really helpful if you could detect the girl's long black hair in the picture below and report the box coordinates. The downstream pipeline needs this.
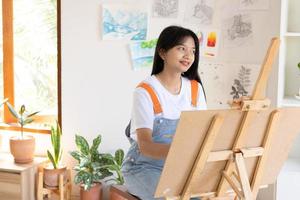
[151,25,206,97]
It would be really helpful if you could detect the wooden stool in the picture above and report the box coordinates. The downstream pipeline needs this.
[37,167,72,200]
[110,185,140,200]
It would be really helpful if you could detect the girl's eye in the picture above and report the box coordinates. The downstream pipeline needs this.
[178,46,185,51]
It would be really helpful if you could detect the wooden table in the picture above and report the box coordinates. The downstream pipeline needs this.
[0,152,48,200]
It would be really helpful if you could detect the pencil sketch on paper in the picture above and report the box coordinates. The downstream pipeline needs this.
[223,13,253,47]
[152,0,179,18]
[230,65,252,99]
[199,62,228,108]
[239,0,269,10]
[184,0,215,25]
[102,4,148,40]
[199,62,260,108]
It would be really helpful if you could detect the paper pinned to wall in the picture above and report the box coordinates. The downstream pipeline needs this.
[184,0,215,26]
[239,0,270,10]
[197,29,220,58]
[102,4,148,40]
[222,11,253,48]
[129,39,157,71]
[152,0,179,18]
[199,62,260,109]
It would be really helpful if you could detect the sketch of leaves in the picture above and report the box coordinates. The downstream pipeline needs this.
[230,65,252,99]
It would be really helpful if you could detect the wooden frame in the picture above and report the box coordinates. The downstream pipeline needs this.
[154,38,300,200]
[1,0,62,130]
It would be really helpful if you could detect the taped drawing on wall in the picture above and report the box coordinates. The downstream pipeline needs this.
[199,62,260,108]
[184,0,215,26]
[129,39,157,71]
[222,13,253,48]
[230,65,252,99]
[239,0,269,10]
[102,4,148,40]
[197,29,220,58]
[152,0,179,18]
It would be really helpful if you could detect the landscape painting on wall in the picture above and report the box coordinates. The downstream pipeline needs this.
[102,4,148,40]
[129,39,157,70]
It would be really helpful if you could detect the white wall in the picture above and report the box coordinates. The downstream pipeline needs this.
[61,0,281,197]
[61,0,280,155]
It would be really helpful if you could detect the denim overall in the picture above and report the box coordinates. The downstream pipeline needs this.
[121,80,200,200]
[121,117,179,200]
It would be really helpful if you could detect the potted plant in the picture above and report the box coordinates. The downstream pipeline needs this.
[43,121,68,188]
[6,102,39,163]
[99,149,131,200]
[70,134,113,200]
[101,149,125,185]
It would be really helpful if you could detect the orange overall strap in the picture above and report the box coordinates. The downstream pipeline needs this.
[137,82,163,114]
[191,80,199,107]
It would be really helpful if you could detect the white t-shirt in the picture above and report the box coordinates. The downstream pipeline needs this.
[130,75,207,138]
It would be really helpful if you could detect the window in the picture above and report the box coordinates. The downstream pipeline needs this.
[1,0,61,133]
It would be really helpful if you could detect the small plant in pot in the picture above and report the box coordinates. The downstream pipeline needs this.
[43,121,67,188]
[101,149,128,200]
[6,102,39,163]
[70,134,113,200]
[101,149,125,185]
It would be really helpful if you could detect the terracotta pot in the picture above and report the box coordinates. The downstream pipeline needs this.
[9,135,35,163]
[80,183,102,200]
[43,165,67,189]
[110,184,139,200]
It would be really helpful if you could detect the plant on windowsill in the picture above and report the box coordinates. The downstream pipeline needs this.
[43,121,68,189]
[5,102,39,163]
[70,134,113,200]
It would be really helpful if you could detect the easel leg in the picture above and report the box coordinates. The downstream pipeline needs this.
[234,153,253,200]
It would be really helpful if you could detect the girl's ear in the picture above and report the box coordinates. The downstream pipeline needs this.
[158,49,166,60]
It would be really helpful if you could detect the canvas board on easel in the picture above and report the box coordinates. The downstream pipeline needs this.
[155,107,300,199]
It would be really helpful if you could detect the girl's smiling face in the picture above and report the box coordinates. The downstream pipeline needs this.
[159,36,196,74]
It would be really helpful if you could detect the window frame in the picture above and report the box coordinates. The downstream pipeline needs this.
[1,0,61,134]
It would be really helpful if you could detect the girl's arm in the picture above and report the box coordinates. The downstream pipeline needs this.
[136,128,170,160]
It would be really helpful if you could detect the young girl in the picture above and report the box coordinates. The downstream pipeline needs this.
[121,26,207,200]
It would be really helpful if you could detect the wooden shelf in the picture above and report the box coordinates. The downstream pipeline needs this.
[0,152,48,200]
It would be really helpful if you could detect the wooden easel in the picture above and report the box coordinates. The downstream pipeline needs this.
[154,38,300,200]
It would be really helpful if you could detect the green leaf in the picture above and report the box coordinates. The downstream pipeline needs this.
[27,111,39,117]
[298,62,300,70]
[79,157,90,168]
[0,98,8,107]
[90,135,101,153]
[19,105,26,115]
[6,102,19,119]
[69,151,81,161]
[115,149,124,166]
[47,150,57,169]
[75,135,90,155]
[23,118,34,125]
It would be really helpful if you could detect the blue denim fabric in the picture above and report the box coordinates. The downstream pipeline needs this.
[122,117,200,200]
